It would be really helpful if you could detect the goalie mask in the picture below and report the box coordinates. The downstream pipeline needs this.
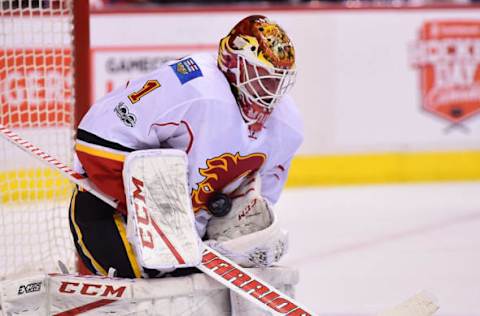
[218,15,296,133]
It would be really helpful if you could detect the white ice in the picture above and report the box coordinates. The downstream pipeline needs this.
[276,181,480,316]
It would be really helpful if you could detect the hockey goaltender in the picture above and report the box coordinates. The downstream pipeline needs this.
[1,14,305,315]
[0,14,439,316]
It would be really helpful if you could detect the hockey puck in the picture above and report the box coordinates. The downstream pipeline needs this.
[207,193,232,217]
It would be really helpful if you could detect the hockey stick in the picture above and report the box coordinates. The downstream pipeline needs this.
[0,124,315,316]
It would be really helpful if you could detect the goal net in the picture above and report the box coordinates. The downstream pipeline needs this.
[0,0,84,279]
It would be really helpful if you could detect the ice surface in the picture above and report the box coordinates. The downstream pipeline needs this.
[276,181,480,316]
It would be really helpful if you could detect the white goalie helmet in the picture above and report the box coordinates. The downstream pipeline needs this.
[218,15,297,133]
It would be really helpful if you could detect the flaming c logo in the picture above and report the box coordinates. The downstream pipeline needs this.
[191,152,266,212]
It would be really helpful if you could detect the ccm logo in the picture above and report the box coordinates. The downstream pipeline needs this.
[58,281,127,298]
[18,282,42,295]
[132,177,155,249]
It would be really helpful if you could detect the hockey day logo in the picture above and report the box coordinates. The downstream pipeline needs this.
[410,21,480,124]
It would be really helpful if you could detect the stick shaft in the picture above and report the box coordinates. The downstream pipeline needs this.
[0,124,117,208]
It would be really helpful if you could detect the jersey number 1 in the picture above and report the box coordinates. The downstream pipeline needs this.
[128,80,161,104]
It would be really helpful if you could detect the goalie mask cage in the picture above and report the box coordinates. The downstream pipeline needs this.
[0,0,90,280]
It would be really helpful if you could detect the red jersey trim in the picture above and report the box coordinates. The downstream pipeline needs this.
[152,120,194,154]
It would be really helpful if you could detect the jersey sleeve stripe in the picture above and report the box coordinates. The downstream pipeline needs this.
[77,129,135,152]
[75,149,127,211]
[75,142,127,162]
[152,120,194,154]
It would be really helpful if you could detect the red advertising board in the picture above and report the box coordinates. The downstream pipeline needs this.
[0,48,72,128]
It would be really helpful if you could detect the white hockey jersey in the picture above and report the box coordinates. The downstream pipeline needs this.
[74,53,303,237]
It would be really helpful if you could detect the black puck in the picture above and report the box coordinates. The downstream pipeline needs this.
[207,193,232,217]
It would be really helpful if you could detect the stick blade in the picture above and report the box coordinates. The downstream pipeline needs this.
[377,291,439,316]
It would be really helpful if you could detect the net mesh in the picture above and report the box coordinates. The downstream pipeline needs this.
[0,0,76,279]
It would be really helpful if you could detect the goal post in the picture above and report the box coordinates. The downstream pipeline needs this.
[72,0,91,128]
[0,0,90,279]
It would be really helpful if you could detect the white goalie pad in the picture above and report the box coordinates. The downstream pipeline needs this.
[0,268,299,316]
[123,149,202,270]
[0,271,437,316]
[0,274,47,315]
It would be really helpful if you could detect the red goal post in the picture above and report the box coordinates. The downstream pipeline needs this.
[0,0,90,279]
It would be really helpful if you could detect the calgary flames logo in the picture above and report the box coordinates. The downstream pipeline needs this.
[191,152,266,212]
[410,20,480,124]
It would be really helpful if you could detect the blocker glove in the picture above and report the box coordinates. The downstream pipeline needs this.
[205,174,288,268]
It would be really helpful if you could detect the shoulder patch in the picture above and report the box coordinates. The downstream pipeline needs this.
[170,58,203,84]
